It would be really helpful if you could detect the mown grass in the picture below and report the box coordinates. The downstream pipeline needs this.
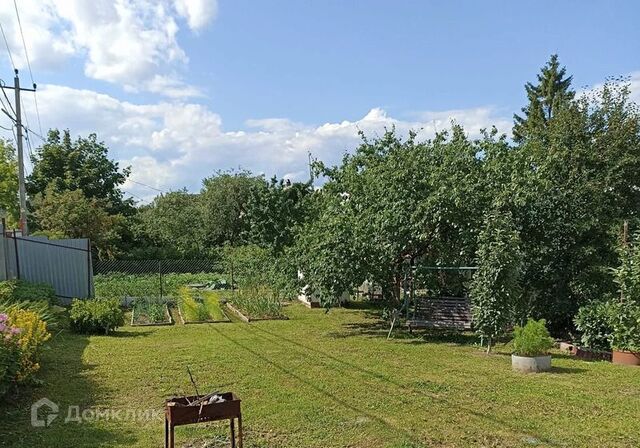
[1,302,639,447]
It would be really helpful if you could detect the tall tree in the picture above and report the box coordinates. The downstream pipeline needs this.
[200,170,263,247]
[245,177,312,253]
[0,139,18,225]
[513,54,575,142]
[138,189,206,257]
[27,130,133,216]
[32,186,124,260]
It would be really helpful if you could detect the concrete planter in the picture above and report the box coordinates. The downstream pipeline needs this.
[512,354,552,373]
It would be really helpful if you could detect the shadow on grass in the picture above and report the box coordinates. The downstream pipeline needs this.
[247,324,565,447]
[0,331,137,448]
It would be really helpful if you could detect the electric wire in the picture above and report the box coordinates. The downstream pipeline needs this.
[0,21,15,71]
[13,0,44,136]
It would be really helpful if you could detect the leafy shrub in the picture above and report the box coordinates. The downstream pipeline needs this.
[6,309,51,382]
[0,280,57,304]
[0,314,21,397]
[574,301,615,351]
[470,210,522,352]
[608,302,640,352]
[0,298,62,330]
[512,319,554,357]
[70,299,124,335]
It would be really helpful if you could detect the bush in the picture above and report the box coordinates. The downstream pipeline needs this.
[608,302,640,352]
[0,298,63,331]
[574,301,615,351]
[0,314,21,397]
[6,309,51,382]
[69,299,124,335]
[0,280,56,304]
[512,319,554,357]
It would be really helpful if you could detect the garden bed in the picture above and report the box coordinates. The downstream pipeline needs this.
[177,289,230,324]
[225,298,289,322]
[130,297,173,326]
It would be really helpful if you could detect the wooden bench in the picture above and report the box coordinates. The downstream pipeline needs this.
[406,297,472,333]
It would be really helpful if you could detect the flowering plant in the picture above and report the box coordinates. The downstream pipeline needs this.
[0,313,22,396]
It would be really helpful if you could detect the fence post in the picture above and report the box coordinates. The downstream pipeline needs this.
[159,260,163,300]
[13,233,20,280]
[0,227,6,281]
[87,239,92,298]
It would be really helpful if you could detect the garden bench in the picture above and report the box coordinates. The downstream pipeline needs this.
[406,296,472,333]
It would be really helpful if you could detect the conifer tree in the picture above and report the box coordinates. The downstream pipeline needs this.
[513,54,575,142]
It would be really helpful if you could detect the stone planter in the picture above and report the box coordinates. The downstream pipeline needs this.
[512,354,552,373]
[612,350,640,366]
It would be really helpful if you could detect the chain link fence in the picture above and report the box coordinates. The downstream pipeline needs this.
[93,259,227,300]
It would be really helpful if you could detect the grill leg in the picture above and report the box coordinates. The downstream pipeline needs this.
[238,413,243,448]
[230,418,236,448]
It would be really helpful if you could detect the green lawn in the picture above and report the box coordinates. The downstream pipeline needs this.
[1,302,639,447]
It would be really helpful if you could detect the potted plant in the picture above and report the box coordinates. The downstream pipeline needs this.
[511,319,554,373]
[609,302,640,366]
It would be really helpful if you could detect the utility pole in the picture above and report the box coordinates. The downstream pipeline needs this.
[1,69,35,236]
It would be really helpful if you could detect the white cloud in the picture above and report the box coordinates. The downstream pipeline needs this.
[173,0,217,31]
[0,0,217,97]
[15,84,511,203]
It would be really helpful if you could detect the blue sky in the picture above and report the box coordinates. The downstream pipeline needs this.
[0,1,639,201]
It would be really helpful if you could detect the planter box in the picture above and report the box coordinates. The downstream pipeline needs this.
[130,302,173,327]
[512,354,552,373]
[225,302,288,323]
[177,304,230,325]
[612,350,640,366]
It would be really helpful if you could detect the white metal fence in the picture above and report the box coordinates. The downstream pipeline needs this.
[0,231,94,303]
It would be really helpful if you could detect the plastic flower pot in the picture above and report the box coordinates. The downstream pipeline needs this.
[511,354,552,373]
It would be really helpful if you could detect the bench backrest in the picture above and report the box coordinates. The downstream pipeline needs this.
[413,296,472,328]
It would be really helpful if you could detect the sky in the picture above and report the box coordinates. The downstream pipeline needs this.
[0,0,639,203]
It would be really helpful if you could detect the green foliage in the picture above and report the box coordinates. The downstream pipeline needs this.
[137,190,207,257]
[200,170,264,247]
[613,233,640,303]
[27,130,132,216]
[513,54,575,143]
[0,139,19,225]
[69,298,124,335]
[0,280,62,330]
[296,127,487,307]
[0,335,20,398]
[470,210,522,351]
[231,286,284,319]
[608,302,640,352]
[245,177,312,253]
[32,186,124,260]
[131,297,169,324]
[94,272,224,300]
[574,301,615,351]
[0,280,56,304]
[512,319,554,357]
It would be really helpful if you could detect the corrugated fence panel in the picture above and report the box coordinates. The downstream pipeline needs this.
[2,236,94,303]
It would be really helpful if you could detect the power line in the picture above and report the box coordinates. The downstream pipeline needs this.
[13,0,43,137]
[0,21,15,71]
[128,179,165,193]
[13,1,33,84]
